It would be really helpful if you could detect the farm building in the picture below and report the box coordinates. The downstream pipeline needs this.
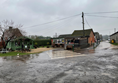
[64,36,88,50]
[71,29,95,45]
[110,31,118,43]
[51,34,71,47]
[64,29,95,49]
[51,29,95,49]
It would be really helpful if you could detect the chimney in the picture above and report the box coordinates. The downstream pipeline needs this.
[9,26,12,31]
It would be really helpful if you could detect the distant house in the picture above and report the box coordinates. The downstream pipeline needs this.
[110,31,118,43]
[3,27,34,50]
[99,34,103,41]
[72,29,95,45]
[94,32,100,41]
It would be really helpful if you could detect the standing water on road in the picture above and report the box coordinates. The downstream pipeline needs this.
[0,41,118,83]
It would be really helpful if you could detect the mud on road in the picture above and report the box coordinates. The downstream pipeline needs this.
[0,41,118,83]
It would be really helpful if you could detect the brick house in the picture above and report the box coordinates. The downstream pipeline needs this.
[72,29,95,45]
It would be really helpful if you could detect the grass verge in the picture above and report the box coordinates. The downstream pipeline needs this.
[0,52,33,57]
[110,43,118,45]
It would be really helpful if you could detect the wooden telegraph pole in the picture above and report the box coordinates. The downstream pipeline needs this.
[82,12,85,37]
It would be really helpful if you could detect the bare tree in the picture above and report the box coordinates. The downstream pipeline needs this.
[0,20,26,49]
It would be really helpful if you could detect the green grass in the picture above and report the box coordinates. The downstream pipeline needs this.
[110,43,118,45]
[0,52,30,56]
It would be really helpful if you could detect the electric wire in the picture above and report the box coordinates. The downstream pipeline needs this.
[24,13,81,29]
[85,11,118,14]
[85,17,91,28]
[85,15,118,18]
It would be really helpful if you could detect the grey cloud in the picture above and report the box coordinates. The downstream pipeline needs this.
[0,0,118,36]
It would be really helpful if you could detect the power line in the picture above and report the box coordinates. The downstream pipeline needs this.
[85,17,91,28]
[85,15,118,18]
[85,11,118,14]
[24,13,81,29]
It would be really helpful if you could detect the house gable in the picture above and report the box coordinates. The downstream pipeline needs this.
[3,27,23,40]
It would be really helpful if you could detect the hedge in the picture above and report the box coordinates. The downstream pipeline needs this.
[34,39,51,46]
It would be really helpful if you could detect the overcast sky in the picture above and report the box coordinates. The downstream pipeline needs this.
[0,0,118,37]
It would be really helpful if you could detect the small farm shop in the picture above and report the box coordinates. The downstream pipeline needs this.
[64,36,89,50]
[6,36,34,50]
[51,38,64,47]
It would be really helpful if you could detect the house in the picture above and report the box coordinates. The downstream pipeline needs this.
[110,31,118,43]
[7,36,34,50]
[71,29,95,45]
[4,27,23,40]
[3,27,34,50]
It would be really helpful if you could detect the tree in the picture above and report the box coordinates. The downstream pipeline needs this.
[0,20,26,49]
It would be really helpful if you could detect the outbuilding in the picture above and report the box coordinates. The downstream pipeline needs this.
[110,31,118,43]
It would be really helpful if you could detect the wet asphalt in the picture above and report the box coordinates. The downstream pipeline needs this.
[0,41,118,83]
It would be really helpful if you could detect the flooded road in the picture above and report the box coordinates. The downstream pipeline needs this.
[0,41,118,83]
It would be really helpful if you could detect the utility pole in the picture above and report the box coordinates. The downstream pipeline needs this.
[82,12,85,37]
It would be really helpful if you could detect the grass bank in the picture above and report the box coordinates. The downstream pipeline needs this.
[110,43,118,45]
[0,52,31,56]
[0,48,53,56]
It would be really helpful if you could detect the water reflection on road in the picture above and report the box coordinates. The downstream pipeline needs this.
[0,48,86,62]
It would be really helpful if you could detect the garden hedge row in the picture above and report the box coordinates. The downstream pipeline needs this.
[33,39,51,46]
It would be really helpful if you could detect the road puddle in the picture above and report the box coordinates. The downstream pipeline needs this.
[0,49,86,62]
[47,49,86,59]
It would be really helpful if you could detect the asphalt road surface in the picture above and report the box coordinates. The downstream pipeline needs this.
[0,41,118,83]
